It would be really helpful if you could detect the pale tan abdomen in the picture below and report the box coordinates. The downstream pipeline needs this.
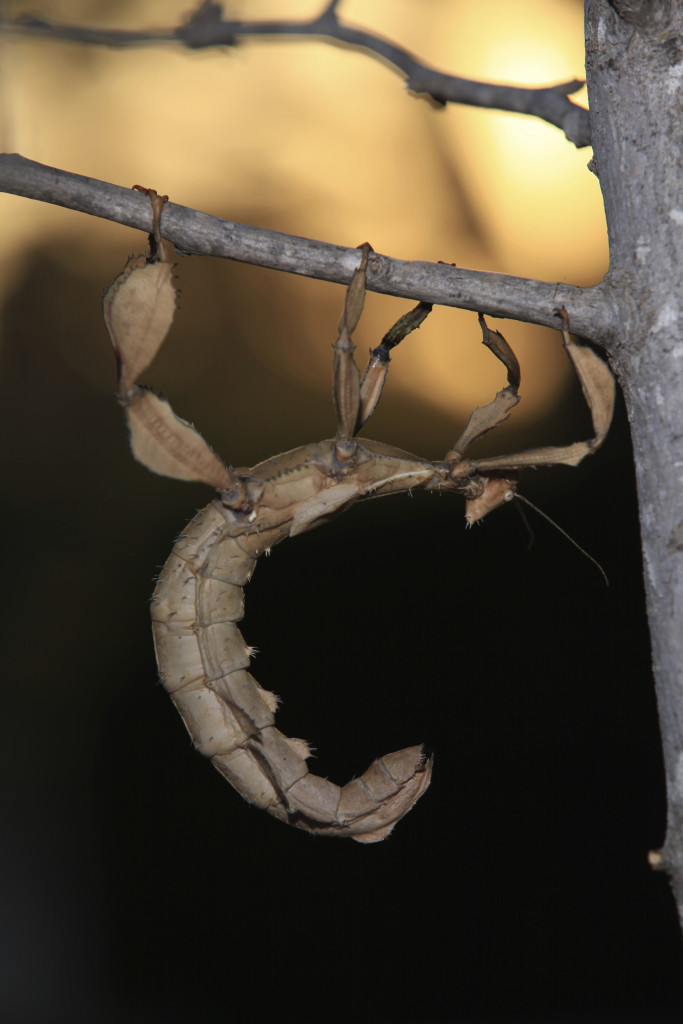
[151,501,432,842]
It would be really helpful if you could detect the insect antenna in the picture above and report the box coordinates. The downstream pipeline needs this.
[511,495,535,551]
[513,493,609,587]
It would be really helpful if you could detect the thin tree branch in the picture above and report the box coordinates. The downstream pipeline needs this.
[1,1,591,147]
[0,153,614,339]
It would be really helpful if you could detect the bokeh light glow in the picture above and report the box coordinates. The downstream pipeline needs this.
[0,0,607,435]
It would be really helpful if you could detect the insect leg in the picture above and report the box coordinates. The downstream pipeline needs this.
[104,187,242,494]
[332,244,371,451]
[465,308,615,473]
[355,300,432,433]
[446,314,521,464]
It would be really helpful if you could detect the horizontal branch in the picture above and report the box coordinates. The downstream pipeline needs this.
[0,154,614,340]
[1,0,591,147]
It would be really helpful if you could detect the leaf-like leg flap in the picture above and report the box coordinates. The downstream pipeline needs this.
[356,300,432,433]
[124,387,237,489]
[468,309,615,473]
[105,187,244,493]
[556,306,614,446]
[104,187,176,397]
[341,242,372,335]
[447,314,521,461]
[104,258,177,396]
[332,244,372,445]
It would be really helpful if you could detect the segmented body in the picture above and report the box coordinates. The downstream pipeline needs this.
[151,439,435,843]
[105,225,615,841]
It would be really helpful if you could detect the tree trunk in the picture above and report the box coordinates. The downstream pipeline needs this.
[585,0,683,920]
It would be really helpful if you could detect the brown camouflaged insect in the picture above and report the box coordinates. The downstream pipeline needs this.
[103,191,614,842]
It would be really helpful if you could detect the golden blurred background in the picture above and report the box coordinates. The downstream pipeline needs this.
[0,0,607,464]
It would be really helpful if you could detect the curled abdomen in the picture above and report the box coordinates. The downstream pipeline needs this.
[151,501,432,841]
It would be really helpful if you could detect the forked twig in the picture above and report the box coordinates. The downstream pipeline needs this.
[0,0,591,146]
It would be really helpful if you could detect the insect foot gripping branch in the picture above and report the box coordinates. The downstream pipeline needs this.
[104,196,615,841]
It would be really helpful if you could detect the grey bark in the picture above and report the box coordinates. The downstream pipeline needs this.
[0,154,612,336]
[584,0,683,923]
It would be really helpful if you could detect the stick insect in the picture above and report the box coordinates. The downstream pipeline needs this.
[103,191,615,843]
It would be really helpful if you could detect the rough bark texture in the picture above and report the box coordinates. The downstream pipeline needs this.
[585,0,683,922]
[0,154,613,335]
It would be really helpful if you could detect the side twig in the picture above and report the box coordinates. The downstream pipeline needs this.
[0,0,591,147]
